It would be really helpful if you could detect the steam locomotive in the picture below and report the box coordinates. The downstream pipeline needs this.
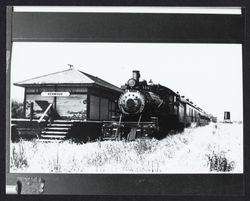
[102,71,211,140]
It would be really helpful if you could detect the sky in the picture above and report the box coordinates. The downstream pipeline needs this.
[10,42,243,121]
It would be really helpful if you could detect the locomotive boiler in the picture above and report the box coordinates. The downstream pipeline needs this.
[102,70,210,140]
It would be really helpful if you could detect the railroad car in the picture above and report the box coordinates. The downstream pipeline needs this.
[102,71,211,140]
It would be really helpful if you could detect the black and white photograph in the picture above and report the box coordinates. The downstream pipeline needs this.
[5,6,246,195]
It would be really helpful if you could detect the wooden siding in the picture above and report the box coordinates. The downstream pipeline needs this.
[26,86,56,93]
[89,95,116,121]
[89,95,99,120]
[100,98,109,120]
[87,86,121,120]
[57,86,87,93]
[108,101,116,120]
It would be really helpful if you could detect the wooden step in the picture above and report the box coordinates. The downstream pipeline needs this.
[44,127,71,131]
[53,120,73,123]
[40,120,74,140]
[41,131,68,135]
[40,134,66,139]
[49,124,73,127]
[36,139,64,142]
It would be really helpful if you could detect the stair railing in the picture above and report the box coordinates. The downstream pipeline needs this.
[37,103,53,138]
[38,103,53,123]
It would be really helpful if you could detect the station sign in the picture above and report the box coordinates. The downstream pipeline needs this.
[41,92,70,97]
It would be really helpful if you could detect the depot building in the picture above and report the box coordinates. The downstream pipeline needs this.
[14,67,123,121]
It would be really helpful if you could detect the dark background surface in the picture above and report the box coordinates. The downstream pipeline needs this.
[1,0,249,199]
[12,12,244,43]
[5,173,245,195]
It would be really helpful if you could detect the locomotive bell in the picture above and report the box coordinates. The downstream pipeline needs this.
[118,90,145,115]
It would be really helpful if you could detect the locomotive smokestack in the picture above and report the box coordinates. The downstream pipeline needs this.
[132,70,140,82]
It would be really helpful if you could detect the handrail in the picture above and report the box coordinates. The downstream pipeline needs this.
[114,114,122,140]
[38,103,53,123]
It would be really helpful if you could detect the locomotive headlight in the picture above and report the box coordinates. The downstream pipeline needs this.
[127,78,136,88]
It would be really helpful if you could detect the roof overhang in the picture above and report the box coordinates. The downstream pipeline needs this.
[13,83,94,88]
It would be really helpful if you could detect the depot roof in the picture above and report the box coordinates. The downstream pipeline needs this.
[14,68,123,93]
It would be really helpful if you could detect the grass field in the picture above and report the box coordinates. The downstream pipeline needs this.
[10,122,243,173]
